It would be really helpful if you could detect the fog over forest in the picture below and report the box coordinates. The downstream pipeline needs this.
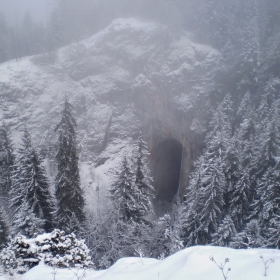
[0,0,280,279]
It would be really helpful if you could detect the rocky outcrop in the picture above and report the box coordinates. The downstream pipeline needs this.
[0,18,220,213]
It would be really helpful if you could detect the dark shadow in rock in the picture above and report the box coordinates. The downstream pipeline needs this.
[151,139,183,216]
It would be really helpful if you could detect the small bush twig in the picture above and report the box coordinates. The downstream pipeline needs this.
[51,265,59,280]
[260,255,275,276]
[209,256,231,280]
[69,266,87,280]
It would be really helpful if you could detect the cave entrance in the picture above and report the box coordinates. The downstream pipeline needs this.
[151,139,183,216]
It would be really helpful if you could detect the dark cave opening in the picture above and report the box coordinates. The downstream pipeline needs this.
[151,139,183,216]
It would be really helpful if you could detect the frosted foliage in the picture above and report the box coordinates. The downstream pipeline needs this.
[0,229,92,275]
[212,215,237,247]
[231,220,264,249]
[12,200,44,238]
[9,128,53,234]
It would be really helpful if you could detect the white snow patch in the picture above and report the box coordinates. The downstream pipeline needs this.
[6,246,279,280]
[84,18,158,49]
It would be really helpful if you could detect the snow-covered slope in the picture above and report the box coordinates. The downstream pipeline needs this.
[0,18,220,208]
[8,246,280,280]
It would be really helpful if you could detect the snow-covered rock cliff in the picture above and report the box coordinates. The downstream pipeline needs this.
[0,18,220,213]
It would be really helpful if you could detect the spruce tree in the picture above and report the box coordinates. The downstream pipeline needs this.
[9,127,53,233]
[134,133,154,224]
[54,98,85,233]
[231,219,264,249]
[11,199,44,238]
[230,170,251,231]
[229,92,255,231]
[0,207,9,248]
[182,96,234,245]
[253,110,279,181]
[0,125,15,211]
[211,215,237,247]
[109,135,154,258]
[255,164,280,239]
[267,223,280,249]
[197,157,226,243]
[110,156,136,223]
[181,156,204,246]
[249,102,280,226]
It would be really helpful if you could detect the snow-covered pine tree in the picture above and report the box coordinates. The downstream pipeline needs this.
[12,199,44,238]
[256,163,280,240]
[249,100,280,227]
[267,223,280,249]
[180,156,204,246]
[54,98,85,233]
[230,169,251,231]
[9,127,53,233]
[206,95,234,193]
[110,156,136,223]
[109,137,154,259]
[134,132,154,224]
[0,125,15,211]
[231,219,264,249]
[182,96,234,245]
[252,97,278,179]
[0,207,9,248]
[211,215,237,247]
[146,213,183,260]
[197,157,226,244]
[229,92,256,231]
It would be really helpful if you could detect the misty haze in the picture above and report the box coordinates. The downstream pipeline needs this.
[0,1,279,279]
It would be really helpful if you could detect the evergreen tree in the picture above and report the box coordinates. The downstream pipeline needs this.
[110,134,154,226]
[230,169,251,231]
[54,98,85,233]
[150,213,183,259]
[267,224,280,249]
[211,215,237,247]
[9,128,53,233]
[182,96,234,245]
[0,207,9,248]
[231,219,264,249]
[256,164,280,239]
[197,157,226,243]
[229,92,255,231]
[12,200,44,238]
[0,125,15,212]
[250,101,280,225]
[108,135,154,259]
[134,132,154,224]
[181,156,204,246]
[110,156,137,223]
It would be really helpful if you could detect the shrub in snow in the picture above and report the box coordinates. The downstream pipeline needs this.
[0,235,37,275]
[0,229,92,275]
[39,229,92,268]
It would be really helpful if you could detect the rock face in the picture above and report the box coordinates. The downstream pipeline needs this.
[0,18,220,214]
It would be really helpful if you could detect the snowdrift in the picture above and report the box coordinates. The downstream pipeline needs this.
[3,246,279,280]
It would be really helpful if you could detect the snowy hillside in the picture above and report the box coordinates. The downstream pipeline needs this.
[3,246,279,280]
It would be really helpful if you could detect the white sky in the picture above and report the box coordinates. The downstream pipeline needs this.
[0,0,54,25]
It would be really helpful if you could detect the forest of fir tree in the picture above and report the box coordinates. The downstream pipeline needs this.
[0,0,280,273]
[0,94,279,272]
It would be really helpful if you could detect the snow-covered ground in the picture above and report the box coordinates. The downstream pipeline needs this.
[2,246,279,280]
